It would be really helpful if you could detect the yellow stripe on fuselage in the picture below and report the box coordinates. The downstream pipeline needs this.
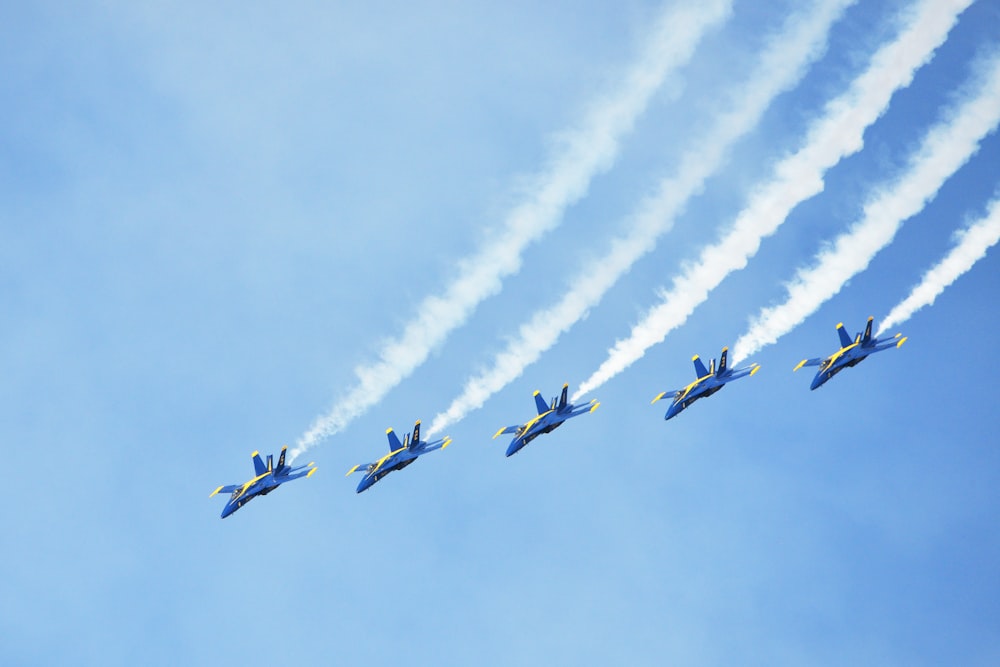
[521,410,553,432]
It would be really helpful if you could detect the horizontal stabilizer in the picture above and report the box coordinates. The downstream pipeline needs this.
[533,391,549,415]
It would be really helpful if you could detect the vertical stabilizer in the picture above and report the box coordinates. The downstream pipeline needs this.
[266,454,274,473]
[412,420,421,445]
[862,317,874,344]
[718,348,728,375]
[386,428,404,452]
[693,355,710,378]
[252,451,268,476]
[559,384,569,408]
[533,391,549,415]
[836,323,853,348]
[277,447,287,472]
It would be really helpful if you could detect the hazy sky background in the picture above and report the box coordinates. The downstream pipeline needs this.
[2,1,999,665]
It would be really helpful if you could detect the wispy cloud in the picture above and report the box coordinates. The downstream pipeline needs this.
[731,53,1000,363]
[877,195,1000,335]
[426,0,854,435]
[290,0,733,459]
[574,0,972,398]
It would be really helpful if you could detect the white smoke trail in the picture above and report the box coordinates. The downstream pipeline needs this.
[731,53,1000,363]
[574,0,972,400]
[877,195,1000,335]
[426,0,854,436]
[290,1,733,459]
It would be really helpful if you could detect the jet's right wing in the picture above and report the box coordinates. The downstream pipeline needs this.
[793,358,824,372]
[493,425,522,439]
[651,390,681,404]
[210,484,240,498]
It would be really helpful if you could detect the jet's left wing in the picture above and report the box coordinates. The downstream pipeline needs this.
[346,462,376,477]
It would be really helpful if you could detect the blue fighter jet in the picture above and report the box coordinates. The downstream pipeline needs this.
[793,316,906,390]
[652,347,760,420]
[346,420,450,493]
[492,383,599,456]
[210,447,316,518]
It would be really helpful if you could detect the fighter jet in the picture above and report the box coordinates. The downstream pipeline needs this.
[794,316,906,389]
[346,420,450,493]
[652,347,760,420]
[492,383,599,456]
[210,447,316,518]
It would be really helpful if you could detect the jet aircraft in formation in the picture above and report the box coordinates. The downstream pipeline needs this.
[793,317,906,389]
[652,347,760,420]
[210,447,316,518]
[346,420,451,492]
[212,316,908,515]
[492,383,599,456]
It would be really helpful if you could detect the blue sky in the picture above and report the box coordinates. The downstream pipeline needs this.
[3,1,999,665]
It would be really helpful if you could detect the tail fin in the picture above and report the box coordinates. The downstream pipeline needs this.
[559,384,568,408]
[718,347,728,375]
[412,420,421,445]
[862,316,874,344]
[533,390,549,415]
[252,451,268,476]
[276,447,287,472]
[836,322,853,348]
[693,355,710,378]
[386,427,404,452]
[266,454,274,473]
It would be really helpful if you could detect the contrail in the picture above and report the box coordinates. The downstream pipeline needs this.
[877,195,1000,335]
[290,0,733,459]
[426,0,854,436]
[731,52,1000,364]
[574,0,972,400]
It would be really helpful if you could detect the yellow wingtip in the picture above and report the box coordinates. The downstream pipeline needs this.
[651,392,665,404]
[750,364,761,376]
[492,427,506,439]
[346,464,360,477]
[793,360,807,372]
[210,486,223,498]
[897,336,908,348]
[306,467,318,478]
[589,401,600,413]
[442,437,452,449]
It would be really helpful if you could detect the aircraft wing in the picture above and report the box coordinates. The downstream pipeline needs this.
[210,484,240,498]
[493,425,522,439]
[793,358,824,372]
[346,462,375,477]
[651,390,681,404]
